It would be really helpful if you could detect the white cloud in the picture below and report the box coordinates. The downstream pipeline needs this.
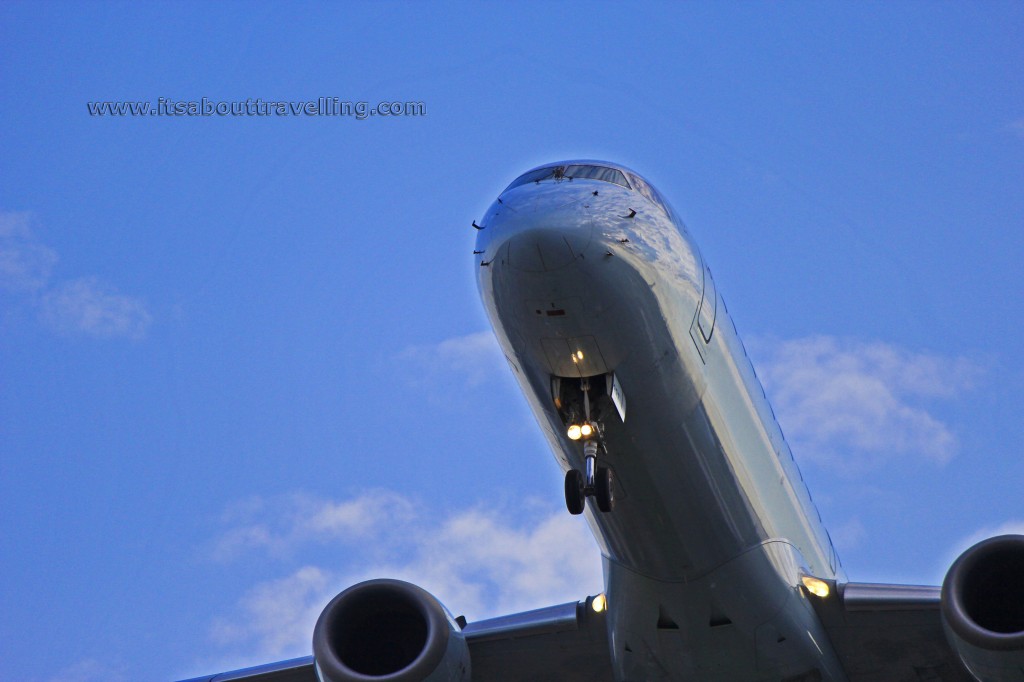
[212,490,417,561]
[750,336,980,473]
[40,277,152,340]
[830,517,867,552]
[0,210,152,340]
[0,211,58,292]
[947,520,1024,565]
[369,505,603,619]
[208,492,602,662]
[927,520,1024,585]
[46,659,128,682]
[399,331,504,389]
[210,566,331,658]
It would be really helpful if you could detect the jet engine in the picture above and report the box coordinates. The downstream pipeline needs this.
[941,535,1024,682]
[312,579,470,682]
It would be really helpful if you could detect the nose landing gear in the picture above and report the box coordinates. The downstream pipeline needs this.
[565,436,615,515]
[558,376,616,515]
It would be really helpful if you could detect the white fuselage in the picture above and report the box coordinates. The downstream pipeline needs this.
[475,162,849,681]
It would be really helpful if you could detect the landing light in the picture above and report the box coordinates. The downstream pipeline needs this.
[580,423,594,438]
[576,351,584,361]
[567,425,582,440]
[591,593,607,613]
[801,575,830,598]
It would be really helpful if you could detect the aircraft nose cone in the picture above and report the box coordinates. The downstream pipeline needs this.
[507,228,587,272]
[505,202,593,272]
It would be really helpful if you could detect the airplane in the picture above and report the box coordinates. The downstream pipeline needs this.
[182,160,1024,682]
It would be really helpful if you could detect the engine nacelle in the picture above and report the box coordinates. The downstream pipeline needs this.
[313,579,470,682]
[941,535,1024,682]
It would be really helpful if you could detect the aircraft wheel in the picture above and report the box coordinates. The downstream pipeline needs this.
[565,469,585,515]
[595,467,614,513]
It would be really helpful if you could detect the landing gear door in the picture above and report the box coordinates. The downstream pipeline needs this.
[607,373,626,423]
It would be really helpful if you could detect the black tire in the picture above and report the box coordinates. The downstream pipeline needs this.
[565,469,585,515]
[595,467,614,513]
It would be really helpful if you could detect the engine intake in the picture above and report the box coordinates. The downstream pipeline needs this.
[941,534,1024,681]
[313,579,470,682]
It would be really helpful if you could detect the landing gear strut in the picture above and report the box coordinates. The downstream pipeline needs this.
[564,425,614,515]
[561,377,615,515]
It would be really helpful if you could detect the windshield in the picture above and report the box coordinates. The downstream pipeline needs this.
[505,164,631,192]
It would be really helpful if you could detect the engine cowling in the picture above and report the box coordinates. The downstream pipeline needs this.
[312,579,470,682]
[941,535,1024,682]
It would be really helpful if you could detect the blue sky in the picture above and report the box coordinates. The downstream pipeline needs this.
[1,3,1022,680]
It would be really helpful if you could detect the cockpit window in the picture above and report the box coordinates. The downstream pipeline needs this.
[506,166,559,189]
[505,164,631,192]
[626,172,671,216]
[562,165,630,187]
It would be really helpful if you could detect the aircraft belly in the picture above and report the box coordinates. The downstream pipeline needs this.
[485,233,782,580]
[605,545,848,682]
[592,347,766,579]
[476,177,849,679]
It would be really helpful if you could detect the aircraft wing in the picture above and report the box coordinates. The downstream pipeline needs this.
[178,656,315,682]
[178,584,988,681]
[178,599,613,682]
[811,582,972,681]
[460,600,612,680]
